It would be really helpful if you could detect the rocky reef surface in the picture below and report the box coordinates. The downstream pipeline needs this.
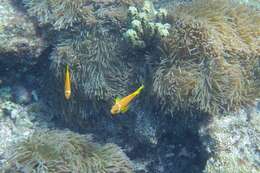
[0,85,54,167]
[0,0,46,68]
[200,104,260,173]
[0,0,259,173]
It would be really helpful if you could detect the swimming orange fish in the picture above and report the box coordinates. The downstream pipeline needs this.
[111,85,144,115]
[64,64,71,100]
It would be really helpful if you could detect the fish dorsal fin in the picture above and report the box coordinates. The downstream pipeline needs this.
[114,97,120,103]
[121,106,129,113]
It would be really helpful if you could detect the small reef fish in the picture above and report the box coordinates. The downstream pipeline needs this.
[64,64,71,100]
[111,85,144,115]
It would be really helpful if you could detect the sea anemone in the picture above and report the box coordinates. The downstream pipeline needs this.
[2,129,133,173]
[152,0,260,115]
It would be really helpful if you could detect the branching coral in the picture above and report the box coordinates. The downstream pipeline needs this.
[2,130,133,173]
[124,0,171,48]
[152,0,260,115]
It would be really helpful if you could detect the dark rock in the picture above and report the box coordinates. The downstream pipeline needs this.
[12,85,31,105]
[0,0,46,68]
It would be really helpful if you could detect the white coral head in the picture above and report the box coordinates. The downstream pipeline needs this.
[124,29,139,40]
[131,19,142,30]
[138,12,148,21]
[159,29,169,37]
[157,8,168,18]
[142,0,157,15]
[128,6,138,16]
[164,23,171,29]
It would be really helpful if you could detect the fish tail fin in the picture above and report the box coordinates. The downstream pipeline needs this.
[135,84,144,95]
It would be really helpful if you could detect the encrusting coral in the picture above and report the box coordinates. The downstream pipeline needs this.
[151,0,260,115]
[2,129,133,173]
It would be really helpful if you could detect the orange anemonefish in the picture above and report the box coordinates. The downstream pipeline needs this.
[64,64,71,100]
[110,85,144,115]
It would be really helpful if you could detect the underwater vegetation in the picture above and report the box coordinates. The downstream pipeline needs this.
[2,129,133,173]
[150,0,260,115]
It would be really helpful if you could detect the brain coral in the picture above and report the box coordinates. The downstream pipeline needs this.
[152,0,260,115]
[2,129,133,173]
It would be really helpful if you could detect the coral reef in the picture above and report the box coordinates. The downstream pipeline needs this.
[152,0,260,115]
[235,0,260,9]
[2,129,133,173]
[23,0,96,30]
[199,104,260,173]
[7,0,258,172]
[0,86,54,166]
[0,0,46,68]
[50,30,130,101]
[21,0,146,122]
[22,0,144,31]
[124,0,171,48]
[11,85,32,105]
[48,29,131,122]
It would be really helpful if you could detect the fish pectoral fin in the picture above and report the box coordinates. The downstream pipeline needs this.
[114,97,120,103]
[121,106,129,113]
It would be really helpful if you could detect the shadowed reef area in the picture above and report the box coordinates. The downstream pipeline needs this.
[0,0,259,172]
